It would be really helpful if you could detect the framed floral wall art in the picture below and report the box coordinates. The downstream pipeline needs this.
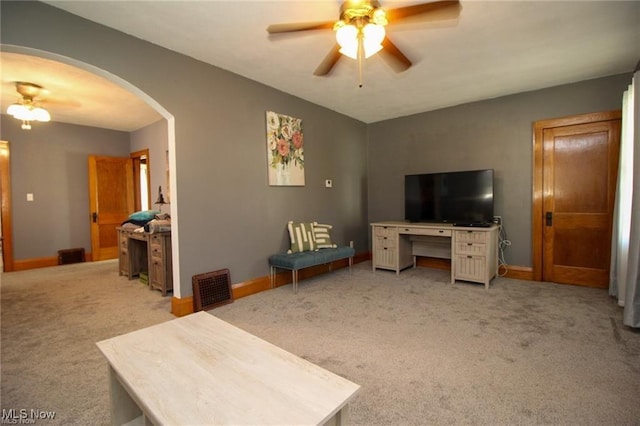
[266,111,305,186]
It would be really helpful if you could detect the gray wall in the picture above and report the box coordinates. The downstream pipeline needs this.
[0,115,130,259]
[368,74,631,267]
[1,1,369,296]
[2,2,630,292]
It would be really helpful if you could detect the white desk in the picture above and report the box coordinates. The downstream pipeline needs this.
[371,221,499,288]
[96,311,360,426]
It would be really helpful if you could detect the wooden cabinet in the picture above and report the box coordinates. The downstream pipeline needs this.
[371,221,499,288]
[148,233,172,296]
[118,230,129,276]
[118,230,147,280]
[117,228,173,296]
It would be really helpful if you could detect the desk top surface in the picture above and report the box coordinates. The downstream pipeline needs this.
[97,311,360,425]
[117,226,170,234]
[371,220,498,230]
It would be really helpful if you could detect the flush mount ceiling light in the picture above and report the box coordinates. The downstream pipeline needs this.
[6,82,51,130]
[267,0,461,87]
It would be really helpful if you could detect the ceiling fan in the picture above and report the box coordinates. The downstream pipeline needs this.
[5,82,52,130]
[266,0,461,84]
[5,81,81,130]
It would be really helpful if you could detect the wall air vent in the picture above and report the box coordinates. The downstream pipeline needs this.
[57,248,86,265]
[192,268,234,312]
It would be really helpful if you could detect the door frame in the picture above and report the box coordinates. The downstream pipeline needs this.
[131,149,151,211]
[532,110,622,281]
[0,141,14,272]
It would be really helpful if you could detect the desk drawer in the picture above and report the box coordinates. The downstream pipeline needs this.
[454,255,487,281]
[455,242,486,256]
[373,245,396,269]
[373,226,397,239]
[455,230,487,243]
[119,232,129,247]
[399,227,451,237]
[149,233,164,248]
[150,245,164,260]
[375,236,396,249]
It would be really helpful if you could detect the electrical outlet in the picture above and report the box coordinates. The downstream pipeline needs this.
[492,216,502,225]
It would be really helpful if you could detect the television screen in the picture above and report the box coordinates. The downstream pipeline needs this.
[405,169,494,225]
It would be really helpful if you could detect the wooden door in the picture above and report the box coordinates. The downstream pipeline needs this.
[88,155,134,261]
[533,112,621,287]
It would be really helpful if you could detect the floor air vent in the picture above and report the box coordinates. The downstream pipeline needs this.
[58,248,86,265]
[192,268,234,312]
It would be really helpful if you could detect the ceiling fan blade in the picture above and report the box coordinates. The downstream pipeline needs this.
[41,97,82,108]
[379,37,412,73]
[267,21,335,34]
[313,45,342,76]
[385,0,461,23]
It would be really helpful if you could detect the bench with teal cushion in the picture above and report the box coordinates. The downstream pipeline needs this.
[269,246,355,293]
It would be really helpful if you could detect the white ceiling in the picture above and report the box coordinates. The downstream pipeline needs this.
[2,1,639,131]
[0,52,162,131]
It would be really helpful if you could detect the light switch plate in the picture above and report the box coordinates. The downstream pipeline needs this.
[27,193,34,201]
[325,179,332,188]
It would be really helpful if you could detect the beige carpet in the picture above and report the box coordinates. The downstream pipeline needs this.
[1,260,639,425]
[0,260,174,425]
[213,265,640,425]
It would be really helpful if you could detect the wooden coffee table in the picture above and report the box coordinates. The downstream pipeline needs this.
[97,311,360,425]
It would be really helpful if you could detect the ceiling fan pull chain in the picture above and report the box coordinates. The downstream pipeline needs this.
[357,31,364,88]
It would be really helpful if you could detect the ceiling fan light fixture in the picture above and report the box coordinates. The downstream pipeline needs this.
[7,82,52,130]
[6,103,24,117]
[6,99,51,129]
[335,21,358,59]
[362,23,385,57]
[371,8,388,26]
[10,104,35,121]
[32,107,51,122]
[335,21,385,59]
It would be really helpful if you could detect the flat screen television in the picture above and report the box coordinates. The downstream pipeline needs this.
[404,169,494,226]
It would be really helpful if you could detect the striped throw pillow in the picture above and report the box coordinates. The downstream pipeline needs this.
[313,222,337,249]
[287,221,316,253]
